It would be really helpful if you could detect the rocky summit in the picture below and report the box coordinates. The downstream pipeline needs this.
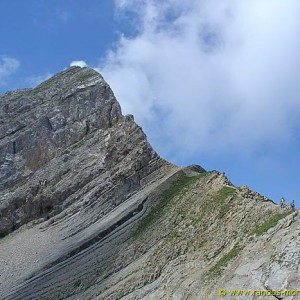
[0,67,299,300]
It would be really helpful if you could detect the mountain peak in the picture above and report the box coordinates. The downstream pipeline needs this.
[33,66,104,94]
[0,66,143,235]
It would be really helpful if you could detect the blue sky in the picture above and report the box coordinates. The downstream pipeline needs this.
[1,0,300,206]
[0,0,121,89]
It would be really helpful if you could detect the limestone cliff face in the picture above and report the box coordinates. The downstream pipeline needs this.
[0,68,299,300]
[0,67,170,237]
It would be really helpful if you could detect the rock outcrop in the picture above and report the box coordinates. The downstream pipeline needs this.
[0,67,170,236]
[0,67,298,300]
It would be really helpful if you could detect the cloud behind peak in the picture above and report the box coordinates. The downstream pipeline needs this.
[101,0,300,158]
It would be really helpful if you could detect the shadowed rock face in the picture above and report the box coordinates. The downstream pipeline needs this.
[0,66,169,236]
[0,68,299,300]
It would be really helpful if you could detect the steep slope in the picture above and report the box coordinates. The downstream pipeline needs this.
[0,66,175,298]
[0,68,299,300]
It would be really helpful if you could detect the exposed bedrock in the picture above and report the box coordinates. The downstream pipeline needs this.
[0,67,170,237]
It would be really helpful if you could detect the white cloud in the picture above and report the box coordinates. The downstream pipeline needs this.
[70,60,88,68]
[0,56,20,84]
[100,0,300,157]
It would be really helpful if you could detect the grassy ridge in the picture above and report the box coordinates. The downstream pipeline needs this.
[205,210,291,278]
[211,186,236,218]
[134,172,206,237]
[253,211,291,236]
[208,243,241,277]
